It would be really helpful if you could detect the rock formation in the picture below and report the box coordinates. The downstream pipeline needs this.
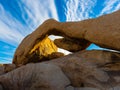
[13,10,120,66]
[0,10,120,90]
[13,35,62,65]
[0,50,120,90]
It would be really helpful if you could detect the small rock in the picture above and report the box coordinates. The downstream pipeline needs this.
[48,52,64,60]
[3,64,16,73]
[0,66,4,75]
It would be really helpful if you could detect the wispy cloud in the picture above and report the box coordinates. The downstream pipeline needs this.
[20,0,59,27]
[0,41,16,63]
[0,0,59,46]
[65,0,120,21]
[65,0,97,21]
[0,0,59,63]
[100,0,120,15]
[0,4,25,46]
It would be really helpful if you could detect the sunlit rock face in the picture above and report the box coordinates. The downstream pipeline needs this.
[28,36,58,62]
[30,36,58,57]
[12,35,59,65]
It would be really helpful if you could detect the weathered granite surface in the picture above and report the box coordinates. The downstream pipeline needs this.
[0,50,120,90]
[0,10,120,90]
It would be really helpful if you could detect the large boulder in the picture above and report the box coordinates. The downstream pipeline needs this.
[0,63,70,90]
[48,50,120,89]
[0,50,120,90]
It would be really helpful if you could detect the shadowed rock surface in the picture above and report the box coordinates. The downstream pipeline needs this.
[54,37,91,52]
[0,85,3,90]
[0,50,120,90]
[3,64,16,73]
[0,63,70,90]
[0,10,120,90]
[0,65,4,75]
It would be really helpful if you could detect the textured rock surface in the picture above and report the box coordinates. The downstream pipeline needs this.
[3,64,16,73]
[0,63,70,90]
[13,10,120,66]
[0,10,120,90]
[0,64,16,75]
[48,52,64,60]
[73,50,120,65]
[0,50,120,90]
[47,50,120,89]
[54,37,91,52]
[0,66,4,75]
[30,35,58,56]
[13,36,58,65]
[0,85,3,90]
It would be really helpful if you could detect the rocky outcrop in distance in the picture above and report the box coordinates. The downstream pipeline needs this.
[0,10,120,90]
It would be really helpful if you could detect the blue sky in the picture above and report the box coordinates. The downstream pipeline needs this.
[0,0,120,63]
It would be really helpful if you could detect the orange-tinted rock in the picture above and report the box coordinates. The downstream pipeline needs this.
[30,36,58,57]
[13,36,58,65]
